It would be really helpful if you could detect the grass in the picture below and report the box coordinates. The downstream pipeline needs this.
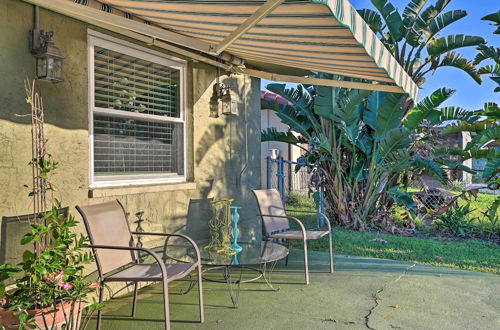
[284,193,500,274]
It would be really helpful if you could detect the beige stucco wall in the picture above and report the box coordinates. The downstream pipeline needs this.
[0,0,262,269]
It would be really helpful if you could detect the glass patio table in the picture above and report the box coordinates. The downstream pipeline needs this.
[197,240,289,308]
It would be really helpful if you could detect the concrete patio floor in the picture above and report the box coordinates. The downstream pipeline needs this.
[90,249,499,330]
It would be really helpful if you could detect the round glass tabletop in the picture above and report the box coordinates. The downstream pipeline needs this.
[196,241,289,267]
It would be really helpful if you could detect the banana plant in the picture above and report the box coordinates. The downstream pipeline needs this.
[262,77,452,229]
[436,102,500,181]
[474,11,500,92]
[358,0,486,86]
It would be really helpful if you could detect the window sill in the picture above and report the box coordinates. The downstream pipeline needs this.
[88,181,197,198]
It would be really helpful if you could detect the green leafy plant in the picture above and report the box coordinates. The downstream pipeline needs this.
[434,203,478,236]
[0,201,103,329]
[358,0,485,86]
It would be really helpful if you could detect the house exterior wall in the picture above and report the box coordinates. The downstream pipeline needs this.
[0,0,262,266]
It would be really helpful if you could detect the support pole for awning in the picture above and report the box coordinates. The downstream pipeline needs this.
[214,0,286,54]
[245,69,406,94]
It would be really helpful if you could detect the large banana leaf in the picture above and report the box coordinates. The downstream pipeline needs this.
[371,0,404,41]
[313,78,337,121]
[435,52,482,83]
[482,158,500,180]
[403,87,454,129]
[357,9,384,33]
[428,106,482,124]
[414,157,448,183]
[466,127,500,150]
[267,83,322,136]
[266,83,313,116]
[478,64,500,75]
[481,11,500,34]
[261,128,308,145]
[427,34,486,57]
[474,45,500,65]
[378,127,412,158]
[273,104,313,138]
[334,89,371,126]
[428,10,467,34]
[440,121,494,134]
[403,0,429,21]
[364,92,407,141]
[413,0,451,35]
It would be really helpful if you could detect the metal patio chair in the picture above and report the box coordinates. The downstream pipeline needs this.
[252,189,333,285]
[76,200,204,330]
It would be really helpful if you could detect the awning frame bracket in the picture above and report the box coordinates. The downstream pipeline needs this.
[214,0,286,55]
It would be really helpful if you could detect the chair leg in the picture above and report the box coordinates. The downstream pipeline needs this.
[197,263,204,323]
[131,281,138,317]
[162,278,171,330]
[284,240,292,267]
[328,232,334,273]
[303,239,309,285]
[97,283,104,330]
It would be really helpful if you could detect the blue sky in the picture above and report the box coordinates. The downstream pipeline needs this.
[262,0,499,109]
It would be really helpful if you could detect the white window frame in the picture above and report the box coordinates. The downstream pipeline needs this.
[88,30,187,188]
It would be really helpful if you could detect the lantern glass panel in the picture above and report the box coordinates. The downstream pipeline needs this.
[36,57,47,79]
[48,57,63,79]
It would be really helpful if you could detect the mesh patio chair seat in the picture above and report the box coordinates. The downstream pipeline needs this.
[252,189,334,285]
[76,200,203,330]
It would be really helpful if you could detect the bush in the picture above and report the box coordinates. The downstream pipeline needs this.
[433,204,479,237]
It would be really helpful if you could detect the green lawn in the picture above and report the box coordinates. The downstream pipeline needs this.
[285,202,500,275]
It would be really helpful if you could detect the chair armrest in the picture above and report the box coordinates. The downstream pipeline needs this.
[284,209,332,231]
[85,244,168,280]
[131,232,201,264]
[256,214,307,240]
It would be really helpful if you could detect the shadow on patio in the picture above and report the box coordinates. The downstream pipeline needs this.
[88,250,499,330]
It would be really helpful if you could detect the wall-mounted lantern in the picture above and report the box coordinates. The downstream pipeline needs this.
[221,89,237,115]
[209,72,237,117]
[30,30,64,83]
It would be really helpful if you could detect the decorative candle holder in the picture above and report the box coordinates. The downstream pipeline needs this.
[205,200,223,252]
[218,198,236,255]
[205,198,235,255]
[230,206,242,253]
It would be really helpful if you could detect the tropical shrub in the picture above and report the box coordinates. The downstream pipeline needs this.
[262,82,457,230]
[0,202,102,329]
[433,203,478,236]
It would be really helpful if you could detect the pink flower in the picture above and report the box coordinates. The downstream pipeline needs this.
[89,282,100,290]
[43,274,53,282]
[61,282,73,290]
[54,270,64,282]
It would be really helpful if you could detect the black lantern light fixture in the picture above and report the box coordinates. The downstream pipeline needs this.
[30,6,64,83]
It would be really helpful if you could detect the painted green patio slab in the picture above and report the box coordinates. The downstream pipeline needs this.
[90,250,499,330]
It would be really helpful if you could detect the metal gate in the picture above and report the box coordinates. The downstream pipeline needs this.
[266,156,326,227]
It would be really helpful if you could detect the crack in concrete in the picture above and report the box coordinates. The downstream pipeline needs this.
[364,263,416,330]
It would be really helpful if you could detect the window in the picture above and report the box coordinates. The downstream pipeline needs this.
[88,31,186,187]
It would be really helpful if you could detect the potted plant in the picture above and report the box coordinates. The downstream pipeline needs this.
[0,201,103,329]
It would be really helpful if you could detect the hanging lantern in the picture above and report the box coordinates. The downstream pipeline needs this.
[221,89,237,115]
[31,31,64,83]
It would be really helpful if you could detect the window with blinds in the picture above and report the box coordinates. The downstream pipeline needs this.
[89,33,186,186]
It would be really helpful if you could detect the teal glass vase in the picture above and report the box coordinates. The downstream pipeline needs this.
[230,206,243,253]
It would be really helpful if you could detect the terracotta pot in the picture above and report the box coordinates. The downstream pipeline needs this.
[0,300,84,330]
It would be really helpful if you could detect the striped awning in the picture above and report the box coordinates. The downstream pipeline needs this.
[29,0,420,99]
